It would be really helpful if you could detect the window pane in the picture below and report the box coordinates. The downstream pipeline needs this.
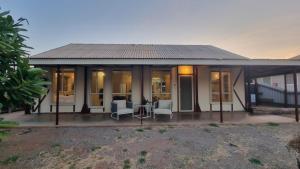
[91,72,97,93]
[112,71,132,101]
[210,71,232,102]
[90,94,104,106]
[62,72,75,93]
[52,68,75,104]
[211,72,220,93]
[90,70,104,106]
[212,93,219,102]
[152,70,171,101]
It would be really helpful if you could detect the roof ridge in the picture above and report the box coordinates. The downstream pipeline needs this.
[68,43,211,46]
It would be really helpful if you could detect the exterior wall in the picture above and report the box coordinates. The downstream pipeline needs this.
[35,65,245,113]
[143,66,151,102]
[35,66,84,113]
[232,66,246,111]
[171,67,178,112]
[198,66,245,111]
[132,66,142,112]
[103,67,112,112]
[38,67,51,113]
[198,66,210,111]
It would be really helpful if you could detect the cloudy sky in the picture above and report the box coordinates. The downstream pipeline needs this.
[1,0,300,58]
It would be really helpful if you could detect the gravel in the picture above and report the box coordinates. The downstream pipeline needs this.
[0,123,299,169]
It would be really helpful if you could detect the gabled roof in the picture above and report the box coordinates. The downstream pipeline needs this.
[30,43,249,60]
[29,43,300,66]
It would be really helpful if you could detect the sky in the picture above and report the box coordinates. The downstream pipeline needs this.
[1,0,300,59]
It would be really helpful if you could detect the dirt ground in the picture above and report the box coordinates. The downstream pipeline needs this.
[0,123,299,169]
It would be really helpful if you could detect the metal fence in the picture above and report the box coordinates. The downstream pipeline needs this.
[257,84,300,106]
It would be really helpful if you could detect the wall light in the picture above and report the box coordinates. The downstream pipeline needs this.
[178,66,193,75]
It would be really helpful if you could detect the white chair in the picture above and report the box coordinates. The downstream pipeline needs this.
[111,100,134,120]
[153,100,173,120]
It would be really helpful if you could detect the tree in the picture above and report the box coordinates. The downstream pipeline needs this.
[0,10,49,113]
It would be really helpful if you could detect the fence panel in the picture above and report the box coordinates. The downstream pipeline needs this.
[257,84,300,106]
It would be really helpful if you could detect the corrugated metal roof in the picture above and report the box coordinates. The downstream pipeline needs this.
[30,44,249,60]
[29,58,300,66]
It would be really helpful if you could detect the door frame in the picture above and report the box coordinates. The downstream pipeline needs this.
[178,75,194,112]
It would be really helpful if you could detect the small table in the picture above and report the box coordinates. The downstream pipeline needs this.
[134,104,152,125]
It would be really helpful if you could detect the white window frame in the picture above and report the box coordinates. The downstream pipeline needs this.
[209,70,233,104]
[51,67,76,105]
[151,68,172,102]
[89,69,105,108]
[112,70,132,101]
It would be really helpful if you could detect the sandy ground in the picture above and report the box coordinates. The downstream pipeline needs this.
[0,123,299,169]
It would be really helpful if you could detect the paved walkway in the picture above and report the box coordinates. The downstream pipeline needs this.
[0,111,297,127]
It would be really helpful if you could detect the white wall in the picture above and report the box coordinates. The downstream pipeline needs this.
[36,66,84,113]
[198,66,245,111]
[37,67,51,113]
[132,66,142,111]
[232,66,245,111]
[143,66,151,101]
[75,67,84,112]
[103,67,112,112]
[171,67,178,112]
[198,66,210,111]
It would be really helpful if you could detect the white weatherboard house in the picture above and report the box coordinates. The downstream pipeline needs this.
[29,44,300,122]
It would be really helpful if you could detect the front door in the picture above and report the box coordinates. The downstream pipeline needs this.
[179,75,194,112]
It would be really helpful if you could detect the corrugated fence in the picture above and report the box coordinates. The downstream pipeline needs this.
[257,84,300,106]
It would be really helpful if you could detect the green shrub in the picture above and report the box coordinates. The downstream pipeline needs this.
[209,123,219,127]
[138,157,145,164]
[123,159,131,169]
[1,155,19,165]
[249,158,263,166]
[140,150,147,156]
[91,146,101,151]
[136,128,144,132]
[159,128,167,134]
[0,130,10,139]
[0,121,18,128]
[266,122,279,127]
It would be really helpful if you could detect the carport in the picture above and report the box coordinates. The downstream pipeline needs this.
[244,61,300,122]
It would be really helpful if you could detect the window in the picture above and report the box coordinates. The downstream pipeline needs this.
[112,71,132,101]
[52,68,75,104]
[90,70,105,107]
[210,71,232,102]
[152,70,171,102]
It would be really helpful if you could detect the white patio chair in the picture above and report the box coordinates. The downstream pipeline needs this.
[153,100,173,120]
[111,100,134,120]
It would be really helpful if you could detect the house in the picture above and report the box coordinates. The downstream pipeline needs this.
[29,44,300,122]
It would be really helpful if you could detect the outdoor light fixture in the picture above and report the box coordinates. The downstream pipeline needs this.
[178,66,193,75]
